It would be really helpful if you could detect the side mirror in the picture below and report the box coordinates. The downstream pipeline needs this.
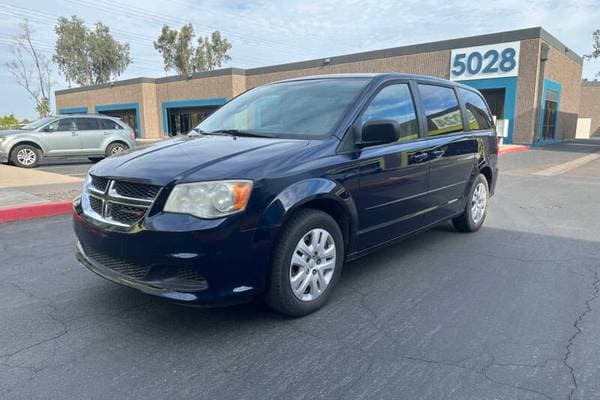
[358,119,401,147]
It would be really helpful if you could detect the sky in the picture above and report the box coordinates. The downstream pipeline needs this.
[1,0,599,119]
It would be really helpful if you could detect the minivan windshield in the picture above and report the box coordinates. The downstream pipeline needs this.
[197,78,370,139]
[21,117,56,130]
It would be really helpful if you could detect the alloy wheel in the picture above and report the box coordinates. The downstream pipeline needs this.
[471,182,487,225]
[111,145,125,155]
[17,148,36,166]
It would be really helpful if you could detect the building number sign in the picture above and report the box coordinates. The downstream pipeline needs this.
[450,41,520,81]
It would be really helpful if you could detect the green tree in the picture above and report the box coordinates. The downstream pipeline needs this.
[584,29,600,77]
[53,16,131,86]
[154,24,231,75]
[5,20,53,117]
[0,114,21,130]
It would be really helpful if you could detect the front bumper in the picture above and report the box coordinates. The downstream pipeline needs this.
[0,148,8,163]
[76,242,209,302]
[73,205,274,305]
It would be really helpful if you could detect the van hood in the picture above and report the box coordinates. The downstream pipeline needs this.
[90,134,313,186]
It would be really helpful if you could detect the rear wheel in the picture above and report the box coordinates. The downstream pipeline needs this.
[264,209,344,317]
[452,173,489,232]
[105,142,128,157]
[10,144,41,168]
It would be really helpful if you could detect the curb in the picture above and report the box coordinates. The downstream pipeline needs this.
[498,145,530,155]
[0,201,73,223]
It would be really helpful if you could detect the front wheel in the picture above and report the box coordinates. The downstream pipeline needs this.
[452,173,489,232]
[264,209,344,317]
[10,144,42,168]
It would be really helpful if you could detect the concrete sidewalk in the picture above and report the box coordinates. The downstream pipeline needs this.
[0,164,83,209]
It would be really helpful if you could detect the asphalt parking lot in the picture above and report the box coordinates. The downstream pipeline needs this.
[37,158,95,177]
[2,141,600,400]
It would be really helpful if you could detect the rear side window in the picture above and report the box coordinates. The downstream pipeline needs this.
[360,83,419,143]
[418,84,463,136]
[77,118,100,131]
[459,88,493,130]
[100,119,121,130]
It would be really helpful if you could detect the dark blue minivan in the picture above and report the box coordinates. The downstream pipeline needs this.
[73,73,498,316]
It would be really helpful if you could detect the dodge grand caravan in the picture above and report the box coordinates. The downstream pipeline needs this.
[73,74,498,316]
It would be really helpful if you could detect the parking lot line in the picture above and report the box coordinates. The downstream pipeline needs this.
[533,153,600,176]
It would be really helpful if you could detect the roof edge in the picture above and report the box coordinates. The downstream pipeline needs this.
[55,68,246,95]
[582,80,600,87]
[539,28,583,65]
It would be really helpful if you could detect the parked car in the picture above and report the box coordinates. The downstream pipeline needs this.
[0,114,136,168]
[73,73,498,317]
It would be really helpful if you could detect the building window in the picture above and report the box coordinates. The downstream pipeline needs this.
[542,95,558,141]
[167,106,218,136]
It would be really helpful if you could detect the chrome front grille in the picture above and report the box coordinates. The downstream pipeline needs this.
[83,175,161,227]
[113,181,161,200]
[91,175,109,192]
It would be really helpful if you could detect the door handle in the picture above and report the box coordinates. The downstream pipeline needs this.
[71,132,79,136]
[412,152,429,163]
[431,149,445,159]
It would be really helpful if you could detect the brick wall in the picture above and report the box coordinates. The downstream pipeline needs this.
[542,44,583,141]
[513,39,541,144]
[55,34,583,142]
[245,51,451,89]
[56,84,145,114]
[579,83,600,136]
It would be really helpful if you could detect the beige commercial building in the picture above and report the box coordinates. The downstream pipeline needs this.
[56,27,589,145]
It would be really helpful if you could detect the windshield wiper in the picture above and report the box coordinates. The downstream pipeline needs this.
[209,129,273,138]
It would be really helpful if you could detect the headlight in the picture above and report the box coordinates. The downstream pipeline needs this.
[83,174,91,191]
[0,137,7,145]
[164,180,253,219]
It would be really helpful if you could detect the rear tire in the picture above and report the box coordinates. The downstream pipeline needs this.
[105,142,128,157]
[10,144,42,168]
[264,209,344,317]
[452,173,489,232]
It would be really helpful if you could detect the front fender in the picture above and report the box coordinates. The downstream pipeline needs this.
[257,178,358,237]
[8,135,48,155]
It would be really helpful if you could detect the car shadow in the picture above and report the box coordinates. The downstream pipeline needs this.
[532,139,600,154]
[80,223,462,331]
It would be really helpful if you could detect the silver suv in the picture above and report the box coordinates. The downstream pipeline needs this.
[0,114,137,168]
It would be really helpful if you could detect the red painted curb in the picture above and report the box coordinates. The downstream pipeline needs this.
[498,146,530,155]
[0,201,73,223]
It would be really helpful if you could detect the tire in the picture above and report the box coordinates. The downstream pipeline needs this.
[264,209,344,317]
[10,144,42,168]
[452,173,489,232]
[105,142,128,157]
[88,157,103,163]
